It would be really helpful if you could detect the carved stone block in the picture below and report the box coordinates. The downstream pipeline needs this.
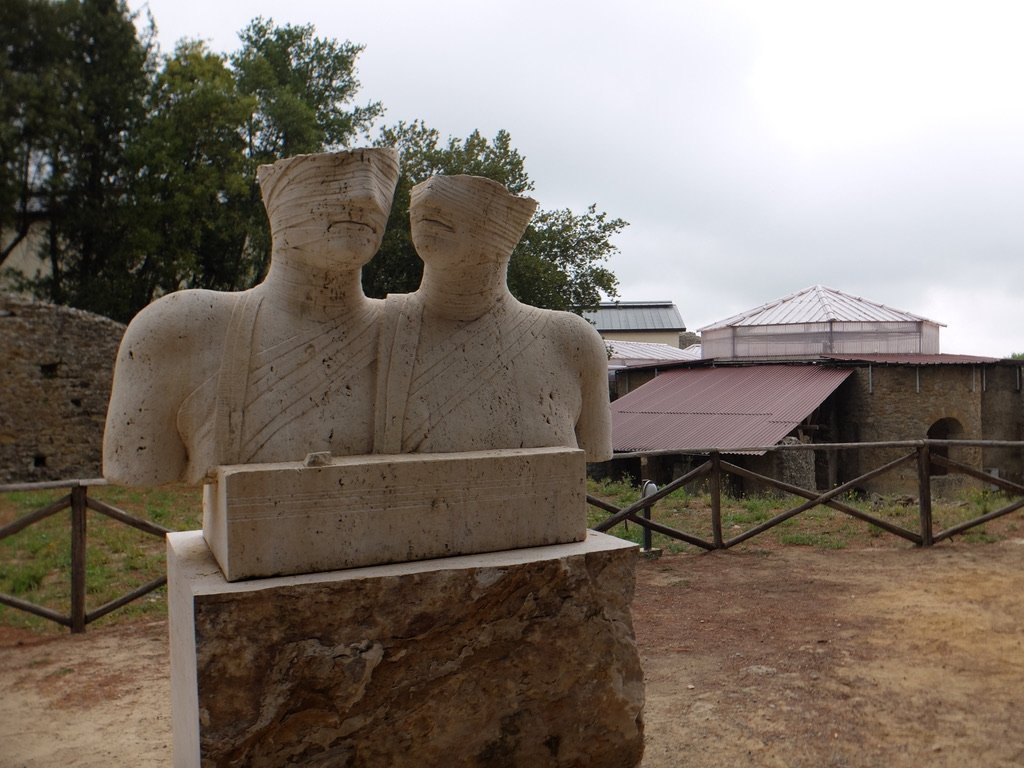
[202,447,587,581]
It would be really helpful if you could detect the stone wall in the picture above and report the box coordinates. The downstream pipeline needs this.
[835,363,985,495]
[980,364,1024,485]
[743,437,816,496]
[0,294,125,483]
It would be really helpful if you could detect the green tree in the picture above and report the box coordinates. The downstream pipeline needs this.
[232,17,382,161]
[0,0,153,320]
[368,121,622,312]
[27,0,152,320]
[128,40,254,299]
[510,205,622,312]
[229,17,384,282]
[0,0,68,270]
[3,10,380,321]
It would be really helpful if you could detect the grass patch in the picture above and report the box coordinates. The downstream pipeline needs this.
[587,478,1024,556]
[776,531,847,549]
[3,476,1022,632]
[0,483,200,631]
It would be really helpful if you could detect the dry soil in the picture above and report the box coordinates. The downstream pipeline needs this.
[2,540,1023,767]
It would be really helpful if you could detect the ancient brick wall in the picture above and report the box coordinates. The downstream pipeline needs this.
[835,364,985,495]
[980,364,1024,484]
[0,294,125,483]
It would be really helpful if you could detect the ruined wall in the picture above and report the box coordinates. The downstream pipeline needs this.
[743,438,816,496]
[0,294,125,483]
[835,364,984,495]
[980,364,1024,485]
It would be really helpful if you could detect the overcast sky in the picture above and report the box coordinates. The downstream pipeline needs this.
[129,0,1024,357]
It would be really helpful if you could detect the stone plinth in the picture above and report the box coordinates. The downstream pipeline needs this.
[203,447,587,581]
[168,530,645,768]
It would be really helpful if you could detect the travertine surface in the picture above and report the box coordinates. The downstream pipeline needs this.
[169,530,645,768]
[103,149,401,486]
[376,174,612,462]
[203,448,587,581]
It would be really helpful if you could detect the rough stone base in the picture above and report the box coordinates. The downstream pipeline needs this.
[168,530,645,768]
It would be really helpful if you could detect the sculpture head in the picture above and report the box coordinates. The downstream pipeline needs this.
[409,175,538,269]
[258,148,400,271]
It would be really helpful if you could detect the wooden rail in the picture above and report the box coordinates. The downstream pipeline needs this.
[591,439,1024,550]
[0,479,171,633]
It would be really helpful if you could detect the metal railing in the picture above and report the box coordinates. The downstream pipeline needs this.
[0,479,171,633]
[590,440,1024,550]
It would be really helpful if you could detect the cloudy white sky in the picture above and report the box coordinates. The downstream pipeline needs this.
[130,0,1024,357]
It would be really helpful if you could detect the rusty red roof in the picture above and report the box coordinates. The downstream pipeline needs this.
[610,364,853,454]
[823,353,1002,364]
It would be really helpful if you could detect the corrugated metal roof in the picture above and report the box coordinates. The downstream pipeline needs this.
[584,301,685,332]
[610,365,853,454]
[699,285,944,331]
[824,353,1001,364]
[607,340,698,366]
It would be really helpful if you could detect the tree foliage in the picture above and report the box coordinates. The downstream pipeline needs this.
[131,40,253,294]
[368,121,622,312]
[232,18,381,161]
[2,4,377,321]
[2,4,622,322]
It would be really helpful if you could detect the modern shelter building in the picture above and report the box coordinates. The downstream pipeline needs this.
[699,285,943,359]
[583,301,687,347]
[607,286,1023,494]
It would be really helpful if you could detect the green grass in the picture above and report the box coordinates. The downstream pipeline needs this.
[587,478,1024,556]
[0,483,201,632]
[3,477,1022,632]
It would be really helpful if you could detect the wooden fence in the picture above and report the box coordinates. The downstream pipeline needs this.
[0,479,170,633]
[591,439,1024,550]
[3,439,1023,631]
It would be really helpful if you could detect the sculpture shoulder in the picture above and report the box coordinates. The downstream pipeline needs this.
[538,309,607,366]
[120,289,240,359]
[122,288,239,348]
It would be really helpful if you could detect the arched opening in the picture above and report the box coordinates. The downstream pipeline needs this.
[927,417,964,476]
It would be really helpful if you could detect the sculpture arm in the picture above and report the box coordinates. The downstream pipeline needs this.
[102,291,231,486]
[567,314,613,463]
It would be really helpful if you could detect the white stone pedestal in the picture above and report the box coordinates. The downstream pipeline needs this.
[202,448,587,581]
[168,530,645,768]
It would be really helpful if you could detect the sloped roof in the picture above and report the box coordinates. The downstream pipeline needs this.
[584,301,685,332]
[607,340,699,367]
[610,364,852,454]
[699,285,943,331]
[824,353,1000,365]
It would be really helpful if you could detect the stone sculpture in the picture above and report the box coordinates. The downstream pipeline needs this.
[102,148,400,486]
[109,152,643,766]
[375,174,612,462]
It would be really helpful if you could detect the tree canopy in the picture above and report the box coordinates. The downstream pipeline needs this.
[1,1,624,322]
[367,121,622,311]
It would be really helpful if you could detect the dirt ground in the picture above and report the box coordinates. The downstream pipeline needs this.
[2,540,1024,767]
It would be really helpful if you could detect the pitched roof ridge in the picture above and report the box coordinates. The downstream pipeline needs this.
[699,284,944,330]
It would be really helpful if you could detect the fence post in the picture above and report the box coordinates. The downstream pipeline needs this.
[70,484,87,633]
[710,452,724,548]
[640,480,656,553]
[917,445,934,547]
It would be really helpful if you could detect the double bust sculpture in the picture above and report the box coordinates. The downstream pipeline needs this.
[103,148,612,486]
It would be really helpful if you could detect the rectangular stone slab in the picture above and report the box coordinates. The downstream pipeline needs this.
[168,529,645,768]
[202,447,586,581]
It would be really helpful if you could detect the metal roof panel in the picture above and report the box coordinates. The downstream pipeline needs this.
[584,302,686,332]
[699,285,943,331]
[610,365,853,453]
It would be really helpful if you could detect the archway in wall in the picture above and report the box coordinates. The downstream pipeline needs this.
[927,417,964,476]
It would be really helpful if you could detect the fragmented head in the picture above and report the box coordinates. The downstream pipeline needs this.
[410,175,538,266]
[258,148,400,269]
